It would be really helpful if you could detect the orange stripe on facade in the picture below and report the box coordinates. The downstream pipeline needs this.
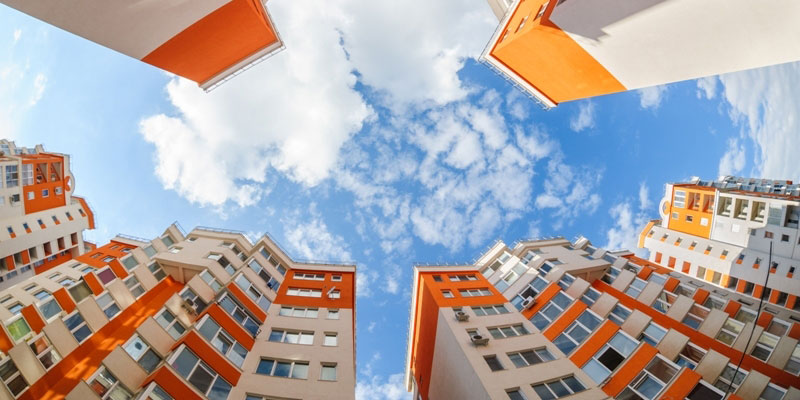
[488,0,625,104]
[692,288,709,305]
[141,0,279,85]
[178,330,241,386]
[21,305,45,334]
[34,252,74,275]
[569,319,619,367]
[146,366,204,400]
[274,270,356,309]
[602,343,658,397]
[658,367,701,400]
[593,280,800,389]
[83,272,105,296]
[543,301,587,341]
[204,304,255,350]
[20,278,182,400]
[789,323,800,340]
[227,283,267,323]
[53,287,76,314]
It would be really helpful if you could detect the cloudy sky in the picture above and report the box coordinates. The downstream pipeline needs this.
[2,1,798,398]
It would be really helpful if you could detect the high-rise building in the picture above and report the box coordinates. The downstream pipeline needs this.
[405,236,800,400]
[0,224,356,400]
[641,176,800,313]
[0,140,95,289]
[0,0,283,91]
[480,0,800,107]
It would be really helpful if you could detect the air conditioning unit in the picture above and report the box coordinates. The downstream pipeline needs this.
[181,298,197,315]
[471,334,489,346]
[521,296,536,309]
[455,311,469,322]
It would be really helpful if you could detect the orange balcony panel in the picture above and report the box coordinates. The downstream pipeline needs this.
[141,0,279,86]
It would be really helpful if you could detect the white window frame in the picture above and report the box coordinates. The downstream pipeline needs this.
[507,348,555,368]
[268,329,314,345]
[323,333,338,347]
[147,262,167,281]
[618,354,679,400]
[581,331,639,384]
[458,288,493,297]
[286,287,323,298]
[639,322,667,346]
[155,308,186,339]
[553,310,601,354]
[471,304,509,316]
[96,292,121,319]
[487,324,529,339]
[28,334,60,371]
[122,334,162,373]
[64,311,92,344]
[255,358,309,379]
[531,375,586,399]
[294,273,324,281]
[529,292,573,330]
[124,275,145,298]
[196,315,248,367]
[278,306,319,318]
[169,346,233,397]
[236,274,272,311]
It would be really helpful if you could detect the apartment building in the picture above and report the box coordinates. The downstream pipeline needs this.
[405,236,800,400]
[0,140,95,289]
[0,0,283,91]
[0,224,356,400]
[641,176,800,312]
[481,0,800,107]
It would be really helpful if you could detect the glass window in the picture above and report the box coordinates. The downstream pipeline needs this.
[553,310,601,355]
[7,318,31,341]
[320,364,337,381]
[639,322,667,346]
[256,358,309,379]
[148,262,167,281]
[197,317,248,368]
[581,332,638,384]
[218,295,260,336]
[508,348,555,368]
[170,347,233,399]
[530,292,573,330]
[88,366,132,400]
[532,375,586,400]
[124,275,145,298]
[96,293,121,319]
[484,355,504,371]
[124,335,162,373]
[64,312,92,343]
[324,333,338,347]
[156,309,186,339]
[713,364,747,393]
[29,335,60,370]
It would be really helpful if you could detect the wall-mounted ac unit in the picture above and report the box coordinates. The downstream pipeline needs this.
[455,311,469,321]
[521,296,536,309]
[471,334,489,346]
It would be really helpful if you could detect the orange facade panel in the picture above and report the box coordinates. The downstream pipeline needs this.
[141,0,279,86]
[21,304,46,333]
[666,186,714,239]
[146,366,204,400]
[274,270,356,309]
[488,0,625,105]
[19,278,181,400]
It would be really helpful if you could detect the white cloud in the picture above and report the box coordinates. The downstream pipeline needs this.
[12,29,21,44]
[140,2,373,207]
[28,73,47,106]
[696,76,717,100]
[535,156,602,229]
[637,85,667,110]
[605,182,651,256]
[367,321,377,333]
[284,214,352,263]
[569,101,595,132]
[718,138,746,177]
[356,373,409,400]
[714,62,800,179]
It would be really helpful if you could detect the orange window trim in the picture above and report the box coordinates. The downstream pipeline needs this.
[602,343,658,397]
[569,320,619,367]
[107,259,129,279]
[4,255,14,271]
[146,366,204,400]
[179,331,241,386]
[53,287,77,314]
[592,280,799,388]
[204,304,255,350]
[74,196,95,229]
[226,283,267,323]
[788,323,800,340]
[20,250,30,265]
[83,272,105,296]
[21,305,45,333]
[18,278,182,400]
[0,323,14,353]
[522,282,561,319]
[659,366,702,399]
[692,289,709,305]
[723,300,741,318]
[543,301,587,341]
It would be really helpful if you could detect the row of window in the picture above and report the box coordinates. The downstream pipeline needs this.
[484,347,555,371]
[505,375,586,400]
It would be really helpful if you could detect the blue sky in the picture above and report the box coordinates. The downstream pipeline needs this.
[2,1,799,398]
